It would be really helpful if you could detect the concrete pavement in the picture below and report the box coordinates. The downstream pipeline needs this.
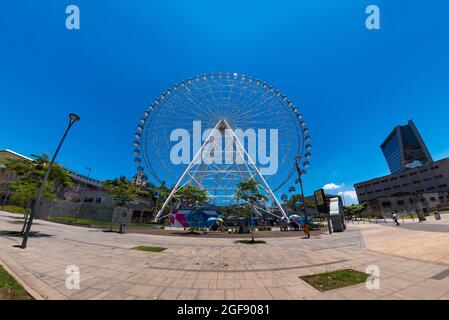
[1,210,449,300]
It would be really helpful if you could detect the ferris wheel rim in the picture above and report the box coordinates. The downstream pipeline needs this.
[133,72,312,191]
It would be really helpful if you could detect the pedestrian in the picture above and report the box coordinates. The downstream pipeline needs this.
[392,211,400,226]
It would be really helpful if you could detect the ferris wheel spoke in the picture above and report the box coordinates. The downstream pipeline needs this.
[136,73,309,208]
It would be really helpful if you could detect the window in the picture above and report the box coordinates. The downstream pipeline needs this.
[409,172,418,176]
[384,187,392,191]
[84,197,94,203]
[95,197,103,204]
[402,183,410,187]
[430,197,436,202]
[427,187,435,191]
[399,175,407,179]
[390,177,398,181]
[381,180,388,183]
[439,184,448,188]
[435,175,444,179]
[423,178,432,182]
[431,166,440,170]
[413,180,421,184]
[393,185,401,189]
[419,169,428,173]
[397,200,405,205]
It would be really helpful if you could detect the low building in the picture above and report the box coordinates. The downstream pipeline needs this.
[362,192,449,218]
[355,158,449,203]
[0,148,157,222]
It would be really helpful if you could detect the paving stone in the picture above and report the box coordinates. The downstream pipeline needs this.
[1,211,449,300]
[197,289,225,300]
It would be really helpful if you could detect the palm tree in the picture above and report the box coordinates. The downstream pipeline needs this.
[234,178,268,242]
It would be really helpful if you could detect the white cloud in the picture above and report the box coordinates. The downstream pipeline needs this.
[323,183,344,190]
[338,190,359,205]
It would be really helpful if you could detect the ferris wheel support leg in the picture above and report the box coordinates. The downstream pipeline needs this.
[222,119,289,221]
[154,121,223,222]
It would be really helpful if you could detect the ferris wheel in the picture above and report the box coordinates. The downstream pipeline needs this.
[133,73,311,220]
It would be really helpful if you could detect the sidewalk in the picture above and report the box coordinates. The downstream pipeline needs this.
[1,211,448,300]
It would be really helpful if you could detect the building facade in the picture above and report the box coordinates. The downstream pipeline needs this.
[355,158,449,203]
[1,148,156,222]
[381,120,433,174]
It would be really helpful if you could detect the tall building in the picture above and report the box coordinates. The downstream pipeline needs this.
[381,120,433,174]
[354,120,449,216]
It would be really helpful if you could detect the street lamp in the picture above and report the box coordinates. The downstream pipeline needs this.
[20,113,80,249]
[295,155,311,238]
[294,156,307,216]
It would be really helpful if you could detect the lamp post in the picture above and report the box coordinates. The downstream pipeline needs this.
[20,113,80,249]
[295,156,311,238]
[294,156,307,216]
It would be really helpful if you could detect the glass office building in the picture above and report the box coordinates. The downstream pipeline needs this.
[381,120,433,174]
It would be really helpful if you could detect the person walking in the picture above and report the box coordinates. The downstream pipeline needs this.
[392,210,400,226]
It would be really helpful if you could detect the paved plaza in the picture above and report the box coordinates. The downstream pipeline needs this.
[1,210,449,300]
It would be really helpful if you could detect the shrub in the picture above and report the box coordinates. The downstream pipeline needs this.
[0,205,27,214]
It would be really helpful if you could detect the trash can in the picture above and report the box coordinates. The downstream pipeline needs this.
[418,212,427,222]
[434,212,441,221]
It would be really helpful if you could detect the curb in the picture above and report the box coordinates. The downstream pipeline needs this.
[0,248,67,300]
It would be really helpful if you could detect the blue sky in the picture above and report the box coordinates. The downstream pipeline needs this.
[1,0,449,204]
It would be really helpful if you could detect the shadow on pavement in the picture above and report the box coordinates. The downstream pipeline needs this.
[0,230,53,238]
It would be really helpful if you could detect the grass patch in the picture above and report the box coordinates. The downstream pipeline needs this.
[300,269,369,292]
[0,265,33,300]
[49,217,158,228]
[0,205,27,214]
[236,240,266,244]
[131,246,167,253]
[49,217,109,226]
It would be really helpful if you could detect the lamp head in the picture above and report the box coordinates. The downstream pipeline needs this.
[69,113,81,122]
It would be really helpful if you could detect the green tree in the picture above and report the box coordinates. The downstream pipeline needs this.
[5,153,73,232]
[176,184,209,209]
[101,177,139,231]
[5,154,73,192]
[344,202,368,218]
[151,182,171,209]
[234,178,268,241]
[287,194,317,214]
